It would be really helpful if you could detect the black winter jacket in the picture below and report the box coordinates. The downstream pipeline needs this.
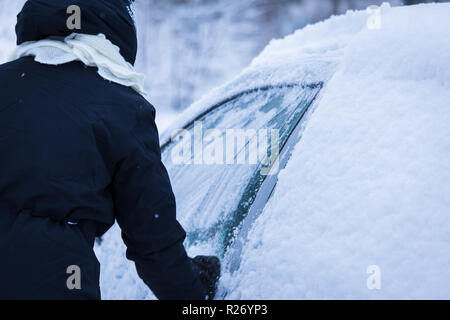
[0,0,205,300]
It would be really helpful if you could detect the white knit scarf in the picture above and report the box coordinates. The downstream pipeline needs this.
[10,33,146,96]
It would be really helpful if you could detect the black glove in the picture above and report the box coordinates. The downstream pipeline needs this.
[189,255,221,300]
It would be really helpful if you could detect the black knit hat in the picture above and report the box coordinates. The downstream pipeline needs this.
[15,0,138,65]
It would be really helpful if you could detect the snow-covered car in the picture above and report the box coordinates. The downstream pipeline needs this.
[96,3,450,299]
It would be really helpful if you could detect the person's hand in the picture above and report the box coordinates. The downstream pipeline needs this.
[190,255,221,300]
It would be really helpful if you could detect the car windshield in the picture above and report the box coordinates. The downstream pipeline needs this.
[161,83,322,254]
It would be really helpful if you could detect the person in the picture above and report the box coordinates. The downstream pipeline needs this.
[0,0,220,300]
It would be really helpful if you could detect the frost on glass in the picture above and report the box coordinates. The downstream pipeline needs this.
[161,84,321,255]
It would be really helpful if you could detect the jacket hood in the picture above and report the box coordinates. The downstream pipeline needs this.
[15,0,137,65]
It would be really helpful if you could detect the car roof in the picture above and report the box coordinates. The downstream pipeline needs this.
[228,3,450,299]
[159,7,373,146]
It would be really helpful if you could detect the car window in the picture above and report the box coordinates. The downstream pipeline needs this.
[161,83,322,255]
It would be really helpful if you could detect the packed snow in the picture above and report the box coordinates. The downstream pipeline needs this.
[96,2,450,299]
[1,1,448,299]
[224,3,450,299]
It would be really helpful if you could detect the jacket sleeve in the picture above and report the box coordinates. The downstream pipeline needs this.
[111,102,205,300]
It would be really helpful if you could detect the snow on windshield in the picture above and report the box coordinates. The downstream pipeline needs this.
[162,84,321,254]
[95,2,450,299]
[158,5,360,146]
[224,3,450,299]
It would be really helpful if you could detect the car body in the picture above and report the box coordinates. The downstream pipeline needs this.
[97,3,450,299]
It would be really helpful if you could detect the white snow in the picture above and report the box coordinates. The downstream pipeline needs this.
[96,3,450,299]
[2,0,448,301]
[0,1,25,63]
[159,4,375,144]
[225,3,450,299]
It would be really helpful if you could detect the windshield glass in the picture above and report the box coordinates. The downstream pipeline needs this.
[161,84,321,254]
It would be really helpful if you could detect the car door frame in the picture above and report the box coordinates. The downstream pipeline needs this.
[160,81,324,265]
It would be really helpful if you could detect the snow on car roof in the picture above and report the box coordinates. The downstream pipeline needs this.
[95,2,450,300]
[160,5,375,145]
[224,3,450,299]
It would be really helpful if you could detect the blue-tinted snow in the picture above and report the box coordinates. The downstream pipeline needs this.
[225,3,450,299]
